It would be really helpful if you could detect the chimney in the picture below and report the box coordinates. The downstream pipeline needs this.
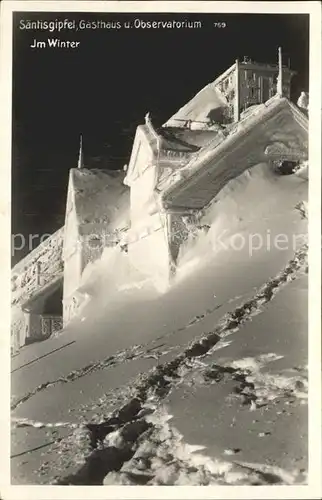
[77,134,84,169]
[277,47,283,96]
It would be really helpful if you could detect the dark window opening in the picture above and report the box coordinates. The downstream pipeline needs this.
[274,160,299,175]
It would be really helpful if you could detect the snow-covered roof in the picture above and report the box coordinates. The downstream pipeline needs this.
[70,168,130,233]
[136,122,223,158]
[161,97,309,210]
[158,127,221,152]
[164,83,228,128]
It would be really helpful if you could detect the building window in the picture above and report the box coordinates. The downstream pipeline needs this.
[88,236,102,249]
[262,77,270,101]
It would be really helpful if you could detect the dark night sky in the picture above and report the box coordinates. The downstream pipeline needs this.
[12,12,309,264]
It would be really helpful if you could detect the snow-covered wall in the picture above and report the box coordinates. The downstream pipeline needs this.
[63,168,130,324]
[63,172,82,324]
[168,213,199,265]
[11,228,64,350]
[128,214,171,292]
[11,307,27,353]
[130,167,158,222]
[124,125,176,290]
[63,251,82,324]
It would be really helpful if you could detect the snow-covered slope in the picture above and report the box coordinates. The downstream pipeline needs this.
[11,162,308,486]
[176,162,307,279]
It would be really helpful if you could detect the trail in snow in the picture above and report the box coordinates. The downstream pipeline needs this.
[11,242,307,412]
[45,243,307,485]
[102,406,306,486]
[12,163,308,485]
[181,354,308,409]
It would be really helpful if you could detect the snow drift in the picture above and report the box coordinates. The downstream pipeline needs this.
[66,161,307,327]
[175,161,308,281]
[11,159,309,486]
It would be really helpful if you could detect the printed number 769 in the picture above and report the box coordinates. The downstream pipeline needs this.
[213,22,227,28]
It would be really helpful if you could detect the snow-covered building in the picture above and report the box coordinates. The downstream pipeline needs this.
[63,167,129,324]
[11,50,309,350]
[165,52,295,128]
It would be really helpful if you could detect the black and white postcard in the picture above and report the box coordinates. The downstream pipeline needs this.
[1,1,321,498]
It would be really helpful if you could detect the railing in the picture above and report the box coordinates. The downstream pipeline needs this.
[172,95,283,177]
[12,227,64,275]
[159,148,193,166]
[12,259,64,307]
[41,315,63,337]
[11,228,64,306]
